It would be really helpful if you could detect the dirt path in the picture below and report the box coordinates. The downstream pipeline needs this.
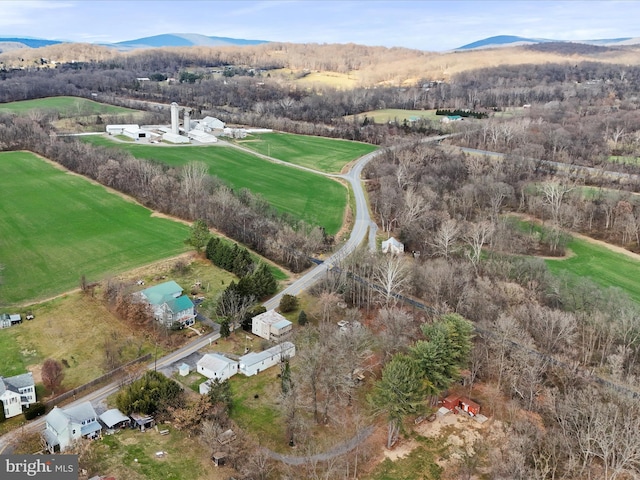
[262,425,375,465]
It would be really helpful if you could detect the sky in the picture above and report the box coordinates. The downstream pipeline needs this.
[2,0,640,51]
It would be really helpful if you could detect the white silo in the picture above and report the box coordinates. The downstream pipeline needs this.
[183,108,191,132]
[170,102,180,134]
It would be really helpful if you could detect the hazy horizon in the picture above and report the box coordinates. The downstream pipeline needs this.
[2,0,640,51]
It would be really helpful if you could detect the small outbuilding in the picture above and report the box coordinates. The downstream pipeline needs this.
[217,429,236,445]
[99,408,130,430]
[381,237,404,255]
[178,363,190,377]
[212,452,227,466]
[129,413,155,431]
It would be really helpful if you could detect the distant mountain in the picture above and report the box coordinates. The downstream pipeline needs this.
[113,33,269,50]
[457,35,555,50]
[456,35,640,51]
[0,37,63,48]
[0,33,268,53]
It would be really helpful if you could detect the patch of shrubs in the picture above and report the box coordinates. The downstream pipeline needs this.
[24,403,46,420]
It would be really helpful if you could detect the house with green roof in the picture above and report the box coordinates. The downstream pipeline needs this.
[137,280,195,329]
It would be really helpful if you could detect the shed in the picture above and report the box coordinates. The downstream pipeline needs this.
[178,363,190,377]
[130,413,155,431]
[442,394,460,411]
[217,429,236,445]
[99,409,130,429]
[212,452,227,466]
[459,397,481,416]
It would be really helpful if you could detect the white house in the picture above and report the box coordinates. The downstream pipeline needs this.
[137,280,195,328]
[197,353,238,382]
[252,310,292,341]
[0,372,36,419]
[381,237,404,255]
[198,353,239,395]
[44,401,102,453]
[239,342,296,377]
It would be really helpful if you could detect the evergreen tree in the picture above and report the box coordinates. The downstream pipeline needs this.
[298,310,308,326]
[220,319,231,338]
[206,378,233,415]
[411,313,474,393]
[369,354,427,449]
[185,219,211,253]
[279,294,298,313]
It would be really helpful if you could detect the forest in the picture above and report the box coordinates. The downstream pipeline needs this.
[2,42,640,479]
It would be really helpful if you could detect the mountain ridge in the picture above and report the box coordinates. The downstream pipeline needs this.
[456,34,640,50]
[0,33,268,51]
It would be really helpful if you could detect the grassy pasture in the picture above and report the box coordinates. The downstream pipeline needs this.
[94,427,228,480]
[0,257,236,392]
[234,131,377,173]
[545,237,640,304]
[81,136,348,234]
[344,108,439,124]
[0,293,155,388]
[0,96,136,117]
[0,151,190,305]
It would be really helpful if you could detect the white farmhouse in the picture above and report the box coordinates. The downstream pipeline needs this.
[0,372,36,419]
[252,310,292,341]
[239,342,296,377]
[44,401,102,453]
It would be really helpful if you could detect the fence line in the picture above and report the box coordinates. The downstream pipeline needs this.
[45,353,152,408]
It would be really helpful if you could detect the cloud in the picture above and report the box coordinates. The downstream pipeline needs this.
[0,1,74,32]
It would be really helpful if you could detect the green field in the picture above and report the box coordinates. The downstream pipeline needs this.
[0,151,190,305]
[81,136,348,234]
[545,237,640,303]
[0,96,137,117]
[344,108,438,124]
[234,132,377,173]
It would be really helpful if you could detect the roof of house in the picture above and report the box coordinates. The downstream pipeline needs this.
[272,319,292,330]
[382,237,403,247]
[99,408,130,428]
[198,353,237,373]
[253,310,291,327]
[63,402,98,424]
[46,407,72,434]
[3,372,34,390]
[166,295,194,312]
[239,342,295,367]
[139,280,183,305]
